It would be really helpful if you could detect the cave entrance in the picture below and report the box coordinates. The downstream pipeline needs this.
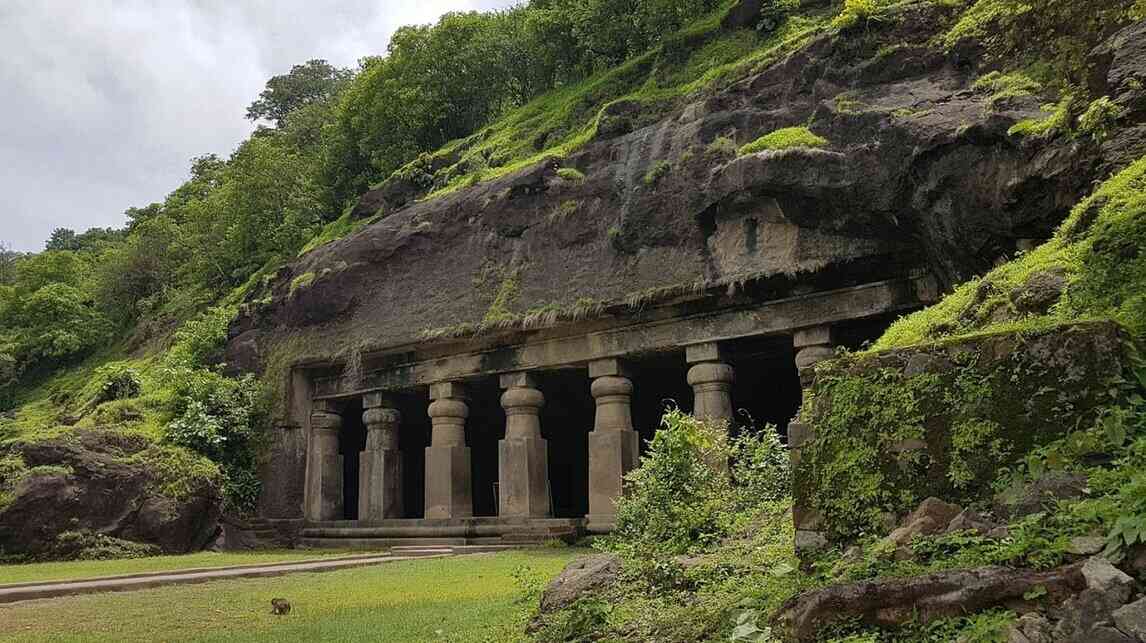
[724,335,802,444]
[630,351,694,454]
[339,397,366,520]
[467,377,504,517]
[538,368,594,518]
[391,388,431,519]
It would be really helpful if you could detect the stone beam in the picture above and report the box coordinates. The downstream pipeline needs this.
[313,276,935,400]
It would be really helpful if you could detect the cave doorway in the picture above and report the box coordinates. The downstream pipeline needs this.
[467,377,505,517]
[630,351,694,455]
[538,368,594,519]
[391,388,432,519]
[723,335,802,444]
[339,397,366,520]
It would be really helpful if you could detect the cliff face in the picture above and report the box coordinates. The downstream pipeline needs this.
[227,1,1131,376]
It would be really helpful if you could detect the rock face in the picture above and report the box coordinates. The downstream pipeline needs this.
[793,321,1130,545]
[0,429,222,557]
[226,3,1139,380]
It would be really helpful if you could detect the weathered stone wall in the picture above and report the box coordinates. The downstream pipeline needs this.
[791,321,1131,548]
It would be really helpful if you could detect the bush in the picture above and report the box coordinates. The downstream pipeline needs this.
[50,530,159,561]
[610,409,790,559]
[90,363,142,405]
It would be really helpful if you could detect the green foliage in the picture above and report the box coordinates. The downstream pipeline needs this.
[245,59,352,127]
[973,69,1043,109]
[738,127,828,154]
[482,270,522,325]
[832,0,878,30]
[610,409,790,558]
[944,0,1136,86]
[48,530,160,562]
[707,135,738,156]
[1078,96,1125,143]
[643,160,672,187]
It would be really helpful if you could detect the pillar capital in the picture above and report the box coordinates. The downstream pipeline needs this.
[686,362,735,387]
[362,391,396,409]
[310,408,342,434]
[430,381,468,401]
[499,371,538,390]
[685,341,725,364]
[793,325,834,349]
[590,375,634,399]
[588,358,632,380]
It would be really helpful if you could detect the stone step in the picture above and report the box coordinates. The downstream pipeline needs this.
[300,537,470,549]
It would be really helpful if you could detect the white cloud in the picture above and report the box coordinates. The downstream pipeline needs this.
[0,0,515,251]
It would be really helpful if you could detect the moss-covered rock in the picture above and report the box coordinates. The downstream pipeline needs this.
[794,321,1131,543]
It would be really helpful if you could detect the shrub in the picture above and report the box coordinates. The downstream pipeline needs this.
[738,127,828,155]
[832,0,878,30]
[90,363,142,405]
[610,409,790,558]
[50,530,159,561]
[707,136,738,157]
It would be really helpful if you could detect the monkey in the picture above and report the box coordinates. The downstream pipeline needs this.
[270,598,292,615]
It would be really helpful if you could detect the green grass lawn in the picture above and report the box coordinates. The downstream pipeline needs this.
[0,549,380,585]
[0,548,581,642]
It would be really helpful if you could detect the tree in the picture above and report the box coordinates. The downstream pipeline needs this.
[0,242,18,286]
[246,59,353,127]
[45,228,78,251]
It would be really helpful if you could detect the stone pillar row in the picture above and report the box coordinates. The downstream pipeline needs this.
[306,333,845,526]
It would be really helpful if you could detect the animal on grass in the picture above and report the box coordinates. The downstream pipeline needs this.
[270,598,292,615]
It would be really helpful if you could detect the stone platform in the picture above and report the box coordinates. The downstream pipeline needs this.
[298,517,583,549]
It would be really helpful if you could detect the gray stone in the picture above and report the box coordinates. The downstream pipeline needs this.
[539,555,621,613]
[1067,536,1107,556]
[945,509,996,536]
[1112,597,1146,640]
[1006,614,1053,643]
[1082,557,1134,598]
[794,530,829,554]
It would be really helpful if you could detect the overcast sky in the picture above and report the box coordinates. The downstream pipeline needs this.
[0,0,514,252]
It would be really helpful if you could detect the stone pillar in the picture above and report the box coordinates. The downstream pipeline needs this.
[793,326,835,387]
[685,342,735,423]
[359,393,403,521]
[424,382,473,519]
[790,325,835,556]
[305,401,343,521]
[586,359,639,532]
[498,373,550,517]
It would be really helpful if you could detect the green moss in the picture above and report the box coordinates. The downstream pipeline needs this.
[556,167,586,182]
[482,272,522,325]
[973,69,1043,109]
[643,160,672,187]
[707,136,738,157]
[1078,96,1125,142]
[738,127,828,155]
[289,272,316,295]
[298,209,383,256]
[832,0,878,30]
[549,200,580,223]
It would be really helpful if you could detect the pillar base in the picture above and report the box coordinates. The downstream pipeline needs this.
[424,445,473,519]
[588,429,638,519]
[359,448,403,521]
[498,436,550,517]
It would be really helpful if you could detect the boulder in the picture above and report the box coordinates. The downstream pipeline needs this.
[1006,613,1054,643]
[0,429,222,558]
[888,497,963,546]
[945,509,998,536]
[1112,597,1146,640]
[1010,269,1067,316]
[775,563,1086,641]
[1052,558,1136,640]
[993,472,1089,520]
[539,554,621,614]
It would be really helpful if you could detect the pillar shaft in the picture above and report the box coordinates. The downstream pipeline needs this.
[424,383,472,519]
[305,405,342,521]
[359,396,402,521]
[587,361,638,532]
[686,342,735,424]
[498,373,550,517]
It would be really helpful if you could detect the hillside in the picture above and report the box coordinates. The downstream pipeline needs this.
[4,0,1146,639]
